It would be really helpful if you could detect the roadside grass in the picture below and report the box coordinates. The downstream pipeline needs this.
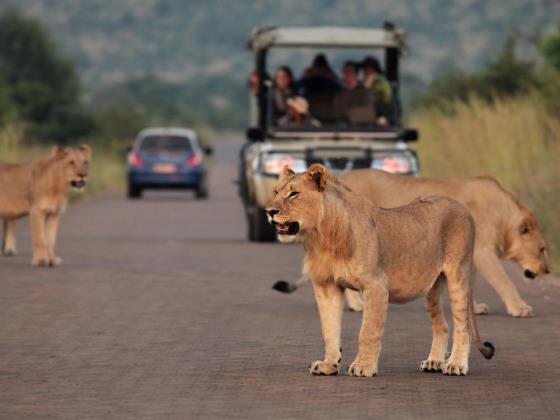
[410,94,560,269]
[0,123,126,196]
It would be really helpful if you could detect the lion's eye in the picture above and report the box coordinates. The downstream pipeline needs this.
[288,191,299,199]
[273,190,278,196]
[69,160,75,165]
[84,160,89,165]
[540,247,546,254]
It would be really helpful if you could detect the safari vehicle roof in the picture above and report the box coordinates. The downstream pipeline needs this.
[247,26,406,51]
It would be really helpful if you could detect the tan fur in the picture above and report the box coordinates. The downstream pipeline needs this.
[0,145,92,266]
[339,169,550,317]
[267,165,493,377]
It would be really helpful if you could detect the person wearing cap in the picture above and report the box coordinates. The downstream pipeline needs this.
[361,56,392,124]
[277,96,321,128]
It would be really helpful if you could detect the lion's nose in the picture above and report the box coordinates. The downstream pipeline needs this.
[266,208,279,217]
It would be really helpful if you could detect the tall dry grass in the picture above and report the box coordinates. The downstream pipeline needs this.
[0,124,125,195]
[410,94,560,269]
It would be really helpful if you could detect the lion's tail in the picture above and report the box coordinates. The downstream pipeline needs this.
[272,276,309,294]
[468,285,495,360]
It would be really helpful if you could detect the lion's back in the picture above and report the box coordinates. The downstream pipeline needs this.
[375,195,475,301]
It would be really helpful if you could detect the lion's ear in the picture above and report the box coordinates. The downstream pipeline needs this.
[80,144,92,159]
[280,165,295,180]
[306,163,328,191]
[52,146,67,160]
[520,219,535,236]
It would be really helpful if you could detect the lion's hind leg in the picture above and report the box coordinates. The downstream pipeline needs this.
[2,220,17,256]
[420,274,448,373]
[442,264,471,376]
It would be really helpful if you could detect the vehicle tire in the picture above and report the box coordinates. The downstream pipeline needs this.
[247,206,276,242]
[128,184,142,199]
[195,177,208,199]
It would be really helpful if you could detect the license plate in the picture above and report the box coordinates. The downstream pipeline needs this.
[152,163,177,174]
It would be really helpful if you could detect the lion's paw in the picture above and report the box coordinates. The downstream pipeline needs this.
[49,257,63,267]
[507,302,534,318]
[442,362,468,376]
[309,360,339,376]
[420,359,444,372]
[32,258,50,267]
[2,248,16,257]
[346,361,377,377]
[474,302,489,315]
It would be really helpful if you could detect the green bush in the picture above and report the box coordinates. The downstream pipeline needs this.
[0,8,94,141]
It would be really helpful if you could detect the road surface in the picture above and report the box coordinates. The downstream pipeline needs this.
[1,137,559,419]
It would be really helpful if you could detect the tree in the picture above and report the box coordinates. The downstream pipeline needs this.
[0,8,93,141]
[540,21,560,69]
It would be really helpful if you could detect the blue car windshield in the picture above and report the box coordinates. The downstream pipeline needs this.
[139,136,193,154]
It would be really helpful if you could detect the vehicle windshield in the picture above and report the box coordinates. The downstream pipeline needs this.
[250,50,398,131]
[139,136,193,154]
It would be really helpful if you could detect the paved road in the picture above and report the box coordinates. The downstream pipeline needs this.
[1,137,559,420]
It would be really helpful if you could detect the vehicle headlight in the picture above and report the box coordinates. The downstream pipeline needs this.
[261,154,307,175]
[371,152,418,175]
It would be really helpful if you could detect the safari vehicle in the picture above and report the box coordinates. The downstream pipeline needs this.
[239,24,420,241]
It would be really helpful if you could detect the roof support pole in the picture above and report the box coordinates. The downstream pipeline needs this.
[385,47,401,125]
[256,49,269,134]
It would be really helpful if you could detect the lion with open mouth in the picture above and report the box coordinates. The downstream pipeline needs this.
[267,164,494,377]
[0,144,92,267]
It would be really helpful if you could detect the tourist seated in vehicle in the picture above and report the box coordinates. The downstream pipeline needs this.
[333,61,375,125]
[299,54,341,123]
[277,96,321,128]
[271,66,297,123]
[361,56,392,125]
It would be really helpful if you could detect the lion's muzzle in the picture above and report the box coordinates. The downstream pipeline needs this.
[273,221,299,236]
[70,179,87,190]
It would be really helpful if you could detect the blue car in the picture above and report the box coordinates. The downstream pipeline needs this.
[127,128,210,199]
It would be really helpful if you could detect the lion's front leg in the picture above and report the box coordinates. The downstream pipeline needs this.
[30,208,49,267]
[309,281,344,376]
[2,220,17,256]
[45,213,63,267]
[347,274,389,377]
[475,250,533,317]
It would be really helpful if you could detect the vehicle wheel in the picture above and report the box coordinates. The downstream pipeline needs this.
[247,206,276,242]
[128,184,142,199]
[195,179,208,199]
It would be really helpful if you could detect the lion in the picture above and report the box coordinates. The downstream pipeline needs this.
[266,164,494,377]
[274,169,550,318]
[0,144,92,267]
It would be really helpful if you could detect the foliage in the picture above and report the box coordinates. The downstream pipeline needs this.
[410,37,539,111]
[540,21,560,69]
[0,8,94,141]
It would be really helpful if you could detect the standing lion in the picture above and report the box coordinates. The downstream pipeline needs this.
[267,164,494,377]
[0,145,91,267]
[274,169,550,317]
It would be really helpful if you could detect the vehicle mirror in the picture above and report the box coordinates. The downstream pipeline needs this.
[203,145,214,156]
[402,128,419,142]
[246,127,264,142]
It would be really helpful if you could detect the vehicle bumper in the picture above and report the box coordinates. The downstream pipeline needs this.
[128,169,204,189]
